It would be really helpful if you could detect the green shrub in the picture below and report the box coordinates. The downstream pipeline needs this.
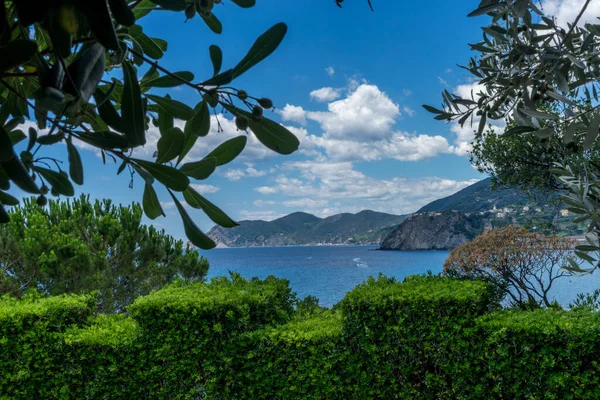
[0,293,95,398]
[63,314,144,399]
[470,310,600,400]
[127,273,295,399]
[3,275,600,399]
[223,310,351,399]
[339,274,499,398]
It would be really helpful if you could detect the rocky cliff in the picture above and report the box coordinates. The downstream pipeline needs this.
[379,211,488,251]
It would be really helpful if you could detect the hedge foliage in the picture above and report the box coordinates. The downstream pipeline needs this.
[2,274,600,399]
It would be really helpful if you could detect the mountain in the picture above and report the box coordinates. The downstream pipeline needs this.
[381,178,581,251]
[208,210,408,247]
[417,177,535,213]
[380,211,488,251]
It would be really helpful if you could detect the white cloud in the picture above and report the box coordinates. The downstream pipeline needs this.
[282,198,328,208]
[254,161,478,215]
[224,169,245,181]
[253,200,277,207]
[403,88,413,96]
[307,84,400,141]
[309,87,341,102]
[238,210,284,221]
[223,164,268,181]
[438,76,448,86]
[255,186,279,195]
[325,66,335,77]
[403,106,415,117]
[541,0,600,27]
[190,184,219,194]
[278,104,307,125]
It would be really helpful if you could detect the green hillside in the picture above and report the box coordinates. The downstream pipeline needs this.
[208,210,408,247]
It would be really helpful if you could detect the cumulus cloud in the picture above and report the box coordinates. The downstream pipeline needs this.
[307,84,400,141]
[278,104,307,125]
[254,161,478,215]
[223,164,268,181]
[541,0,600,27]
[325,66,335,77]
[255,186,279,195]
[238,210,285,221]
[190,184,219,194]
[309,87,341,102]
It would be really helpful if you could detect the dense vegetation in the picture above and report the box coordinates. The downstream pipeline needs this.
[2,274,600,399]
[0,195,208,313]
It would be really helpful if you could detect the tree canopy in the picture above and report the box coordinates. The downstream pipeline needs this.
[426,0,600,269]
[0,194,208,313]
[0,0,301,250]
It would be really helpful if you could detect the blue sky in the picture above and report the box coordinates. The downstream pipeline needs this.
[17,0,591,241]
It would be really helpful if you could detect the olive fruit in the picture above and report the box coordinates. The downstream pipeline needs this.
[235,115,249,130]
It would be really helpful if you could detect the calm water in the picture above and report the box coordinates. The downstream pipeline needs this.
[203,245,600,307]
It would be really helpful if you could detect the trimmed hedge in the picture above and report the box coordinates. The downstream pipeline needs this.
[3,275,600,399]
[339,275,499,398]
[0,293,95,398]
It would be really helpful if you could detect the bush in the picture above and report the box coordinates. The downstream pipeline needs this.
[3,274,600,399]
[222,310,349,399]
[0,293,95,398]
[128,273,295,398]
[339,274,499,398]
[63,314,144,399]
[471,310,600,399]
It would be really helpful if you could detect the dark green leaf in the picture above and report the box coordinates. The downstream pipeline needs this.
[209,45,223,76]
[520,108,559,120]
[145,71,194,88]
[233,23,287,79]
[169,191,216,249]
[8,130,26,145]
[136,34,164,60]
[27,128,37,152]
[585,112,600,150]
[205,136,247,166]
[201,69,233,86]
[422,104,445,114]
[77,131,130,150]
[132,158,189,191]
[35,167,74,196]
[179,157,217,180]
[0,190,18,206]
[122,61,146,146]
[224,104,299,155]
[179,101,210,164]
[183,186,238,227]
[66,138,84,185]
[146,94,194,120]
[143,183,164,219]
[467,4,505,17]
[0,40,37,72]
[231,0,255,7]
[37,133,64,145]
[108,0,136,26]
[156,127,185,164]
[504,126,537,136]
[200,12,222,34]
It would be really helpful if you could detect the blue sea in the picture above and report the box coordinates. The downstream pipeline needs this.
[203,245,600,307]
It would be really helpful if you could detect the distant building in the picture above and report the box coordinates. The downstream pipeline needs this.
[535,207,542,213]
[560,209,569,217]
[504,207,513,213]
[496,212,506,218]
[522,206,530,212]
